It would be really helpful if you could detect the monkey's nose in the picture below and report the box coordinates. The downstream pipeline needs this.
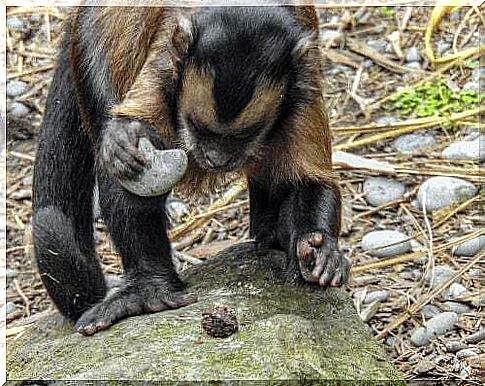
[205,150,230,169]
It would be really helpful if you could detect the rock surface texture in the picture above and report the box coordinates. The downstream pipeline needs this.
[7,243,401,381]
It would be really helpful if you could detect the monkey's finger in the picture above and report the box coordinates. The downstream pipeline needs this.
[162,293,198,309]
[112,139,147,167]
[111,158,140,180]
[112,145,146,172]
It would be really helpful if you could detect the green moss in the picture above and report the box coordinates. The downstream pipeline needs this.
[385,77,482,127]
[7,244,402,382]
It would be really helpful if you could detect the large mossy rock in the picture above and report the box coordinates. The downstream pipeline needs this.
[8,243,402,382]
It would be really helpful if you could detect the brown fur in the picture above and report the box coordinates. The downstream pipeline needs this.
[72,5,337,198]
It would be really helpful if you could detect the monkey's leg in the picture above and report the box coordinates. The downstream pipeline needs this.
[277,181,351,287]
[248,177,284,250]
[74,123,196,336]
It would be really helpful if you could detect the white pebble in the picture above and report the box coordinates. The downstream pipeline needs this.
[166,197,190,223]
[462,81,479,94]
[442,137,484,161]
[321,30,342,43]
[456,349,479,360]
[443,301,471,314]
[427,312,459,337]
[452,236,484,256]
[424,265,457,288]
[405,62,421,70]
[361,230,411,257]
[364,290,390,304]
[411,312,458,346]
[363,178,405,207]
[5,302,17,315]
[393,134,436,154]
[465,328,485,344]
[359,300,380,322]
[417,177,477,212]
[422,304,441,319]
[6,268,18,279]
[445,340,468,352]
[9,102,30,118]
[443,283,468,301]
[406,47,421,62]
[7,80,28,98]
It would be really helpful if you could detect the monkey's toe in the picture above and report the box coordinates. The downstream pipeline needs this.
[295,232,351,287]
[75,285,197,336]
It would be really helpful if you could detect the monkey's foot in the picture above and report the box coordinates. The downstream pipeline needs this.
[75,280,197,336]
[100,118,147,180]
[295,232,351,287]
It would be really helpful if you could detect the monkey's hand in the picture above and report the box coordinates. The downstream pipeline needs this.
[99,118,147,180]
[75,278,197,336]
[294,232,351,287]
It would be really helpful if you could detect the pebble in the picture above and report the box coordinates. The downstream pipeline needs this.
[462,81,480,94]
[361,230,411,257]
[443,283,468,301]
[321,29,343,43]
[393,134,436,154]
[445,340,468,353]
[465,328,485,344]
[436,41,451,55]
[359,300,380,323]
[364,290,390,304]
[406,46,421,63]
[422,304,441,319]
[443,301,471,314]
[417,177,477,212]
[413,360,435,374]
[375,116,398,125]
[452,235,484,256]
[6,268,18,279]
[367,39,388,53]
[119,138,188,197]
[424,265,457,288]
[472,67,483,83]
[405,62,421,71]
[9,102,30,119]
[456,349,479,360]
[442,137,484,161]
[411,312,458,346]
[166,197,190,224]
[5,302,17,315]
[7,16,25,30]
[7,80,29,98]
[363,177,405,207]
[329,16,340,24]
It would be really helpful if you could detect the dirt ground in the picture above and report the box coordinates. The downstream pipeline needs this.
[5,5,484,383]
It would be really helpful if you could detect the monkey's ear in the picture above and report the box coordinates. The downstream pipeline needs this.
[292,31,318,61]
[170,16,194,63]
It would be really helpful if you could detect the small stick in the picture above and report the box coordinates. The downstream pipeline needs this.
[376,253,482,340]
[13,279,30,317]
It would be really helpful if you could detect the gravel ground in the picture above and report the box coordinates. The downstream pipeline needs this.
[4,5,484,383]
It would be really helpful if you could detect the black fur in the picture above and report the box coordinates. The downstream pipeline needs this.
[33,6,347,335]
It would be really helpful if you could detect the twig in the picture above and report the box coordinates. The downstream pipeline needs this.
[7,65,54,80]
[13,279,30,317]
[351,230,483,274]
[376,253,482,340]
[169,179,246,240]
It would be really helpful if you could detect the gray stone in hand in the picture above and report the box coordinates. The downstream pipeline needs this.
[119,138,188,197]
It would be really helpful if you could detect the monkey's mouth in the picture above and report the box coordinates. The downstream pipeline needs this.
[191,150,243,173]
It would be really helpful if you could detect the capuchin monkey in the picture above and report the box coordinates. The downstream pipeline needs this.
[32,5,351,336]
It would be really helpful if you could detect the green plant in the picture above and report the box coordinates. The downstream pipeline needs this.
[387,77,482,119]
[379,6,395,17]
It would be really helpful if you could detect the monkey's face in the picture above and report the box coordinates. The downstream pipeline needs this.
[177,66,283,172]
[171,7,314,172]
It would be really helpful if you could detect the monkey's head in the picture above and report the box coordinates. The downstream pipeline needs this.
[170,7,316,172]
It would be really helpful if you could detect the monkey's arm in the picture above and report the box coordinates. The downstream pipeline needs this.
[269,98,351,287]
